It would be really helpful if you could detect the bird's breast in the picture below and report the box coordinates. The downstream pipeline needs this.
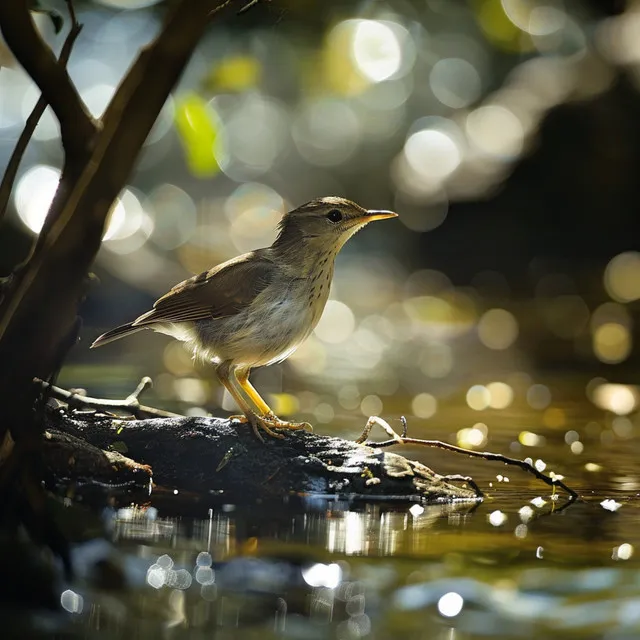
[259,271,332,338]
[191,265,335,368]
[252,267,334,362]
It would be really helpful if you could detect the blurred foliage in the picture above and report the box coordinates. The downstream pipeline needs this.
[206,54,261,92]
[174,93,221,177]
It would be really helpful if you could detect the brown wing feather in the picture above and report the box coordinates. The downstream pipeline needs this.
[132,251,276,326]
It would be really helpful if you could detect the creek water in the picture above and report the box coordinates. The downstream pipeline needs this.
[35,382,640,640]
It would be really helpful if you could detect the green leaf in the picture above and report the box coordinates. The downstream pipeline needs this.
[174,93,222,178]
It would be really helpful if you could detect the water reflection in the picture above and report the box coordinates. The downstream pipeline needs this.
[44,489,640,639]
[111,499,477,558]
[10,404,640,639]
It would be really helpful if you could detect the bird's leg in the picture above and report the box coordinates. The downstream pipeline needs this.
[234,367,313,434]
[234,367,273,416]
[216,362,282,442]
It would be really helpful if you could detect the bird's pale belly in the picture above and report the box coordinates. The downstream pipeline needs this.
[181,279,330,368]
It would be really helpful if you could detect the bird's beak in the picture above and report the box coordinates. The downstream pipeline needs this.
[361,209,398,223]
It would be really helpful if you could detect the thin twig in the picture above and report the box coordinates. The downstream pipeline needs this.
[0,1,82,225]
[0,0,96,160]
[66,0,77,24]
[357,417,481,498]
[238,0,261,14]
[356,416,405,445]
[35,377,181,420]
[357,416,578,502]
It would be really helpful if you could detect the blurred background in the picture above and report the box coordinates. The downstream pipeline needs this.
[6,5,640,636]
[1,0,639,446]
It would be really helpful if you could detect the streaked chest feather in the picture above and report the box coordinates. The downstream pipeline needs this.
[187,265,334,366]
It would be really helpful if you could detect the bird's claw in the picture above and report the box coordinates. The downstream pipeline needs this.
[230,412,313,442]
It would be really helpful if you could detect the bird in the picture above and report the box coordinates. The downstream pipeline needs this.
[91,197,397,441]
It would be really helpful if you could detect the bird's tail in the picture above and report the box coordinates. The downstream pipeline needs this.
[91,322,143,348]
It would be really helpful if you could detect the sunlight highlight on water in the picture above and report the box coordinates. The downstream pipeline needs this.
[437,591,464,617]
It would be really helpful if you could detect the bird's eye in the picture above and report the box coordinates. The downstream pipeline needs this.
[326,209,343,223]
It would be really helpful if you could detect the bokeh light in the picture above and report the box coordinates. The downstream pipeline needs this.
[466,105,525,159]
[412,392,438,419]
[419,342,454,378]
[314,301,356,345]
[60,589,83,614]
[467,385,490,411]
[403,125,462,182]
[527,384,552,410]
[487,382,514,409]
[293,99,361,166]
[501,0,566,37]
[216,94,288,179]
[352,20,403,83]
[302,563,342,589]
[540,295,589,339]
[146,184,197,250]
[82,83,116,118]
[488,510,508,526]
[14,164,60,233]
[591,383,638,416]
[103,188,148,242]
[0,67,31,131]
[225,183,283,253]
[604,252,640,303]
[478,308,519,350]
[457,422,488,448]
[361,394,383,416]
[430,58,482,109]
[437,592,464,617]
[592,323,632,364]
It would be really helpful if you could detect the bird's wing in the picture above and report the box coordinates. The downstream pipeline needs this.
[132,252,277,326]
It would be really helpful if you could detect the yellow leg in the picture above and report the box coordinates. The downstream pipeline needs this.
[235,367,312,434]
[218,363,313,440]
[234,367,273,416]
[216,363,282,442]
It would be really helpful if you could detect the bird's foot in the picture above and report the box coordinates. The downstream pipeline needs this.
[262,412,313,433]
[230,412,313,442]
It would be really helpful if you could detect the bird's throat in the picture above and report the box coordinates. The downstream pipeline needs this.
[271,237,339,279]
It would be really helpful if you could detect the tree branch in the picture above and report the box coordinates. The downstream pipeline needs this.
[0,1,82,227]
[0,0,250,578]
[0,0,97,159]
[0,0,241,342]
[100,0,236,136]
[357,416,579,502]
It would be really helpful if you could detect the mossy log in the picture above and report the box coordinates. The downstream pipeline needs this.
[43,408,478,503]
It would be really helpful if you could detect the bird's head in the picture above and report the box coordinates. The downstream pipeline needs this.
[274,197,397,260]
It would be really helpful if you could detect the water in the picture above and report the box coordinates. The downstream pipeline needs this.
[22,392,640,640]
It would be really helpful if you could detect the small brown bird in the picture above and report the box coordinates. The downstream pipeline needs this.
[92,197,397,440]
